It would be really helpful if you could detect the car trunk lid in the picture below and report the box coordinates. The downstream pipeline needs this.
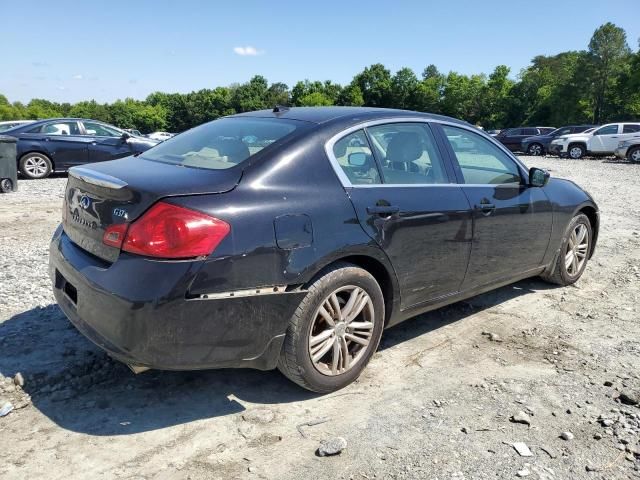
[63,157,241,263]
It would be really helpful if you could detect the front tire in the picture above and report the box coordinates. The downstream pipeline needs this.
[20,153,52,179]
[527,143,543,156]
[278,262,385,393]
[568,144,585,160]
[541,214,592,286]
[628,147,640,164]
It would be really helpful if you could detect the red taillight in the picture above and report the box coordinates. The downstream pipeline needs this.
[110,202,230,259]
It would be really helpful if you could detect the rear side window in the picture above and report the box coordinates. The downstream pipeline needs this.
[443,125,521,185]
[332,130,381,185]
[141,117,302,170]
[623,124,640,133]
[523,128,538,135]
[83,121,121,137]
[41,121,80,135]
[367,123,449,184]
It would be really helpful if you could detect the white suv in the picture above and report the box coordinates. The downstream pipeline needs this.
[549,122,640,159]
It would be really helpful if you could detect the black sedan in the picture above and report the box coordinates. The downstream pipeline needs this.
[521,125,596,156]
[4,118,157,179]
[49,107,599,392]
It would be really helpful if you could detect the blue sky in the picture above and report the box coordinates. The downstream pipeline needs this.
[2,0,639,103]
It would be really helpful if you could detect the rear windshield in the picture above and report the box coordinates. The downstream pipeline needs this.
[140,117,303,170]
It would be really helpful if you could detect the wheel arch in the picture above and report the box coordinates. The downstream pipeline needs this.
[576,204,599,258]
[567,141,587,155]
[301,252,400,326]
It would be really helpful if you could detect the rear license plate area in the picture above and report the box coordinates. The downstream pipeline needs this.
[55,270,78,305]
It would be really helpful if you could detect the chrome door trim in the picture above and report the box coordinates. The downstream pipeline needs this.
[324,117,528,188]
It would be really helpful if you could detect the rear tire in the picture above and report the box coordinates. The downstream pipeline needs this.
[568,144,585,160]
[277,262,385,393]
[527,143,543,156]
[541,213,592,286]
[20,153,52,179]
[628,146,640,164]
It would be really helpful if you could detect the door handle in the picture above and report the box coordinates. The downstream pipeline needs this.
[475,203,496,216]
[367,205,400,216]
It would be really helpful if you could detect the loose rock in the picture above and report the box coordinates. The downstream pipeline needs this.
[0,401,14,417]
[318,437,347,457]
[510,411,531,426]
[13,373,24,387]
[618,391,639,406]
[560,431,574,441]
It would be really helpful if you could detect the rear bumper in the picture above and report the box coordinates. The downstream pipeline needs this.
[49,225,306,371]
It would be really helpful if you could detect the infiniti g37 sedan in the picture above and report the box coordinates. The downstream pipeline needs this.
[49,107,599,392]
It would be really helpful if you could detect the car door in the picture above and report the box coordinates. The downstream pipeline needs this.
[82,121,133,163]
[328,123,472,309]
[590,124,621,153]
[497,128,523,151]
[436,124,553,289]
[30,120,90,169]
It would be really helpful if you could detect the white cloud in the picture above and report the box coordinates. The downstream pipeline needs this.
[72,74,83,80]
[233,46,263,56]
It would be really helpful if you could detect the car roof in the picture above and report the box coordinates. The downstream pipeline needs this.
[231,106,469,127]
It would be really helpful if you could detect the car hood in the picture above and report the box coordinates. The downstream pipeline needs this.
[555,133,591,142]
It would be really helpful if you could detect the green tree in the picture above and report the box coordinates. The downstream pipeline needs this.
[351,64,393,107]
[391,68,419,110]
[588,22,630,123]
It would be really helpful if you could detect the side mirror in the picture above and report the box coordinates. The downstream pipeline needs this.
[348,152,368,167]
[121,132,131,141]
[529,167,550,187]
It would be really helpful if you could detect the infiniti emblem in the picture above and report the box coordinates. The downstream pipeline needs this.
[79,195,91,210]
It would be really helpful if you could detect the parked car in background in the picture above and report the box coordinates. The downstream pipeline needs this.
[615,137,640,163]
[5,118,158,179]
[549,122,640,159]
[521,125,596,156]
[147,131,174,141]
[0,120,34,132]
[124,128,143,137]
[49,107,598,393]
[486,129,502,136]
[495,127,555,152]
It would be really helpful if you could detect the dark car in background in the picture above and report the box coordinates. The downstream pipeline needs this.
[3,118,157,179]
[521,125,596,156]
[50,107,599,393]
[495,127,555,152]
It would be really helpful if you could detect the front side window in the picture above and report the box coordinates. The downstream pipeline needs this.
[594,125,618,135]
[83,121,122,137]
[523,128,538,136]
[367,123,448,184]
[443,125,521,185]
[332,130,380,185]
[142,117,303,170]
[622,124,640,134]
[42,121,80,135]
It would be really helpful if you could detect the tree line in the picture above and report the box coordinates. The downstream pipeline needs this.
[0,23,638,133]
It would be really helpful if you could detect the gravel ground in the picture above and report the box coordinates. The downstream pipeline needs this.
[0,157,638,480]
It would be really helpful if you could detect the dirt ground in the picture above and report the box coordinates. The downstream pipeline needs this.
[0,156,638,480]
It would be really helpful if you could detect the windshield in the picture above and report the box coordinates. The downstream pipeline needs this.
[141,117,303,170]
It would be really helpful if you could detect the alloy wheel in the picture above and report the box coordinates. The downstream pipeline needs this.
[308,285,375,376]
[630,149,640,163]
[24,156,49,178]
[565,224,589,277]
[569,147,583,159]
[528,144,542,156]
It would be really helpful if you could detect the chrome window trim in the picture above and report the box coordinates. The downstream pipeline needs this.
[324,117,528,189]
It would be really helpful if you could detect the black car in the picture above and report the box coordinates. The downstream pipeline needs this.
[495,127,555,152]
[4,118,157,179]
[49,107,599,393]
[521,125,596,156]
